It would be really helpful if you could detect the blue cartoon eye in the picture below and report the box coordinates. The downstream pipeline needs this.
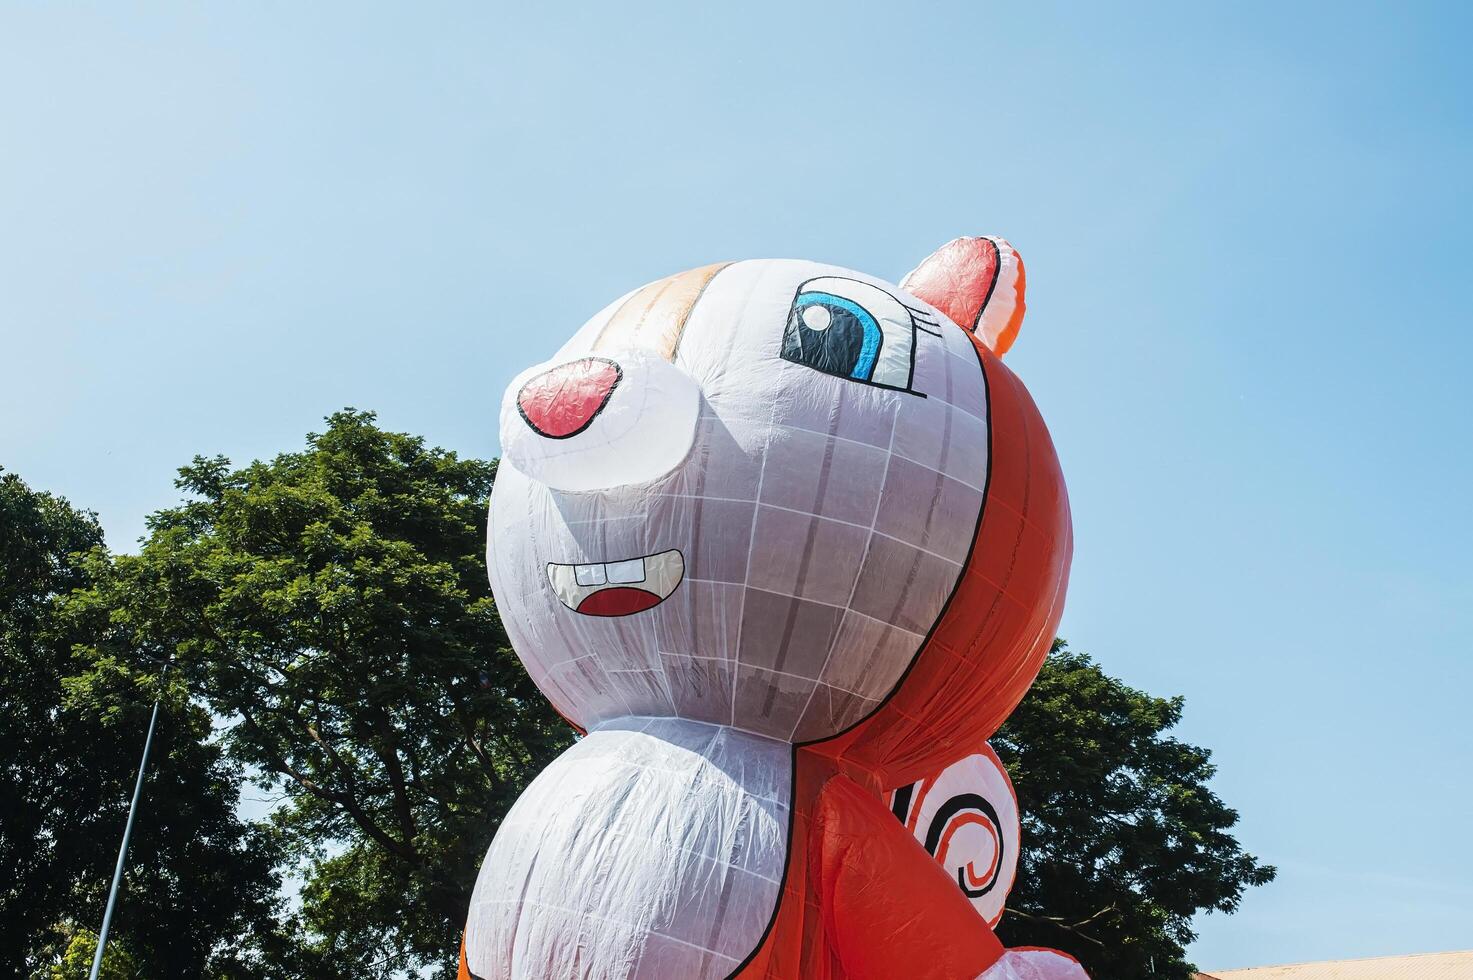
[780,277,939,393]
[784,292,883,381]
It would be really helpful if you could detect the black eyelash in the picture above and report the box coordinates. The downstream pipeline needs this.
[780,277,936,398]
[905,304,943,337]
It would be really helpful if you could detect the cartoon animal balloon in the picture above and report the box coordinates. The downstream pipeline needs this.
[462,238,1085,979]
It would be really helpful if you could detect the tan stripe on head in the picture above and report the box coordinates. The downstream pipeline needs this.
[592,262,731,361]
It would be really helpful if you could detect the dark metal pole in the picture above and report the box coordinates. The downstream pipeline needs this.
[89,697,162,980]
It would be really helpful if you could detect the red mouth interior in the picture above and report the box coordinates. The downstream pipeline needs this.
[575,587,663,617]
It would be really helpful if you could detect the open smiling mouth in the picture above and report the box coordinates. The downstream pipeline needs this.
[546,548,685,617]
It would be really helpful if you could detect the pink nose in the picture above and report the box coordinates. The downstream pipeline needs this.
[516,357,623,439]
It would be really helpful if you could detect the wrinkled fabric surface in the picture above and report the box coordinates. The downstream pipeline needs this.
[978,950,1090,980]
[467,718,789,978]
[464,239,1084,979]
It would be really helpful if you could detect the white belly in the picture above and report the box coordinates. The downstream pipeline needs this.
[464,717,792,980]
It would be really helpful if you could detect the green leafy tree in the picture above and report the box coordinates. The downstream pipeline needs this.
[45,928,140,980]
[1,470,287,979]
[50,409,1272,978]
[83,412,572,978]
[993,641,1276,979]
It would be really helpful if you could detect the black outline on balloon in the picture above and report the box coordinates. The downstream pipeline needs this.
[477,269,1001,979]
[515,356,624,440]
[923,792,1005,898]
[904,304,941,393]
[544,548,686,618]
[795,339,993,747]
[722,328,996,980]
[969,238,1004,335]
[779,277,931,398]
[890,782,916,824]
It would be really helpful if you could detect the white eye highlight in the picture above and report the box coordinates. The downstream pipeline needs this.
[801,305,833,331]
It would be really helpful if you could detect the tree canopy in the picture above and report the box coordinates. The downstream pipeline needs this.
[1,469,286,979]
[77,411,572,977]
[4,415,1273,978]
[993,642,1275,978]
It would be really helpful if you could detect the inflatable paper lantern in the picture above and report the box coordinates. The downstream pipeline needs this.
[463,238,1084,979]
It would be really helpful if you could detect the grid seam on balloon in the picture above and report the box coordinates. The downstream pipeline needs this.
[686,420,987,489]
[553,650,641,723]
[535,492,967,723]
[680,581,931,636]
[697,403,972,732]
[533,423,985,533]
[472,898,743,965]
[636,575,680,717]
[689,266,769,731]
[493,756,793,812]
[600,661,679,717]
[678,502,971,568]
[585,538,673,718]
[520,474,638,725]
[793,330,978,740]
[575,721,789,768]
[526,643,598,725]
[729,396,780,728]
[532,639,767,680]
[789,400,901,740]
[622,659,880,704]
[704,344,987,423]
[492,822,786,887]
[743,387,859,731]
[603,714,792,748]
[687,418,990,492]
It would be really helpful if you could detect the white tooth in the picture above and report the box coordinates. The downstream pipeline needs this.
[574,563,606,587]
[546,564,581,610]
[644,550,684,599]
[605,558,646,584]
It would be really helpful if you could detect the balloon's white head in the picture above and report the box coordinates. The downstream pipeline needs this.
[491,258,995,742]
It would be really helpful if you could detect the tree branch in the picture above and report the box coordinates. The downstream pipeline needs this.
[237,706,418,864]
[1001,905,1117,948]
[368,705,419,847]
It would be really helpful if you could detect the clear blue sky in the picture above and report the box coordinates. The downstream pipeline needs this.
[3,2,1470,971]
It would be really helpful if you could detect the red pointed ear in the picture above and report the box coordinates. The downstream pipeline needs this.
[900,237,1026,356]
